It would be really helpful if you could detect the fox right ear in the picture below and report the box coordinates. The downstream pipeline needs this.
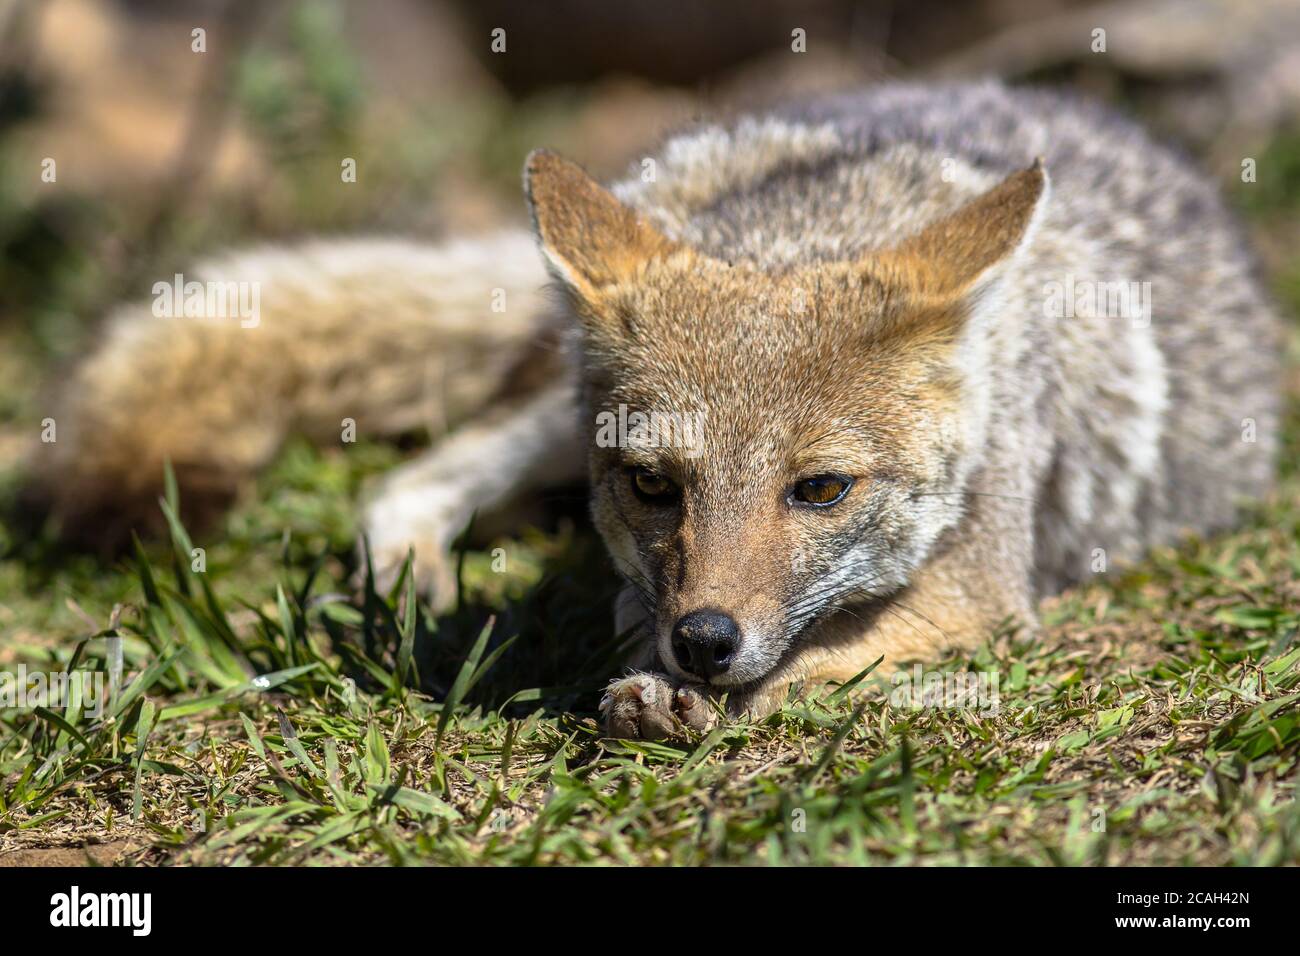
[877,160,1050,299]
[524,149,680,301]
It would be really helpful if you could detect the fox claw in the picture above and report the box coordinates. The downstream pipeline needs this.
[600,673,716,740]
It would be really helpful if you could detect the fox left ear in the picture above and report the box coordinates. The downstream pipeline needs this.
[524,149,681,302]
[877,160,1049,298]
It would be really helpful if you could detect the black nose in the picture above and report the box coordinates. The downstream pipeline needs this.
[671,609,740,679]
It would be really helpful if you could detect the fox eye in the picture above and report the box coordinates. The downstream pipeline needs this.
[630,467,678,503]
[790,474,853,508]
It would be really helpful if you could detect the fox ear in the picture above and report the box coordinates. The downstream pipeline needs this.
[879,160,1049,298]
[524,149,679,300]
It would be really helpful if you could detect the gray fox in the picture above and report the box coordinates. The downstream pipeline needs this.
[32,82,1283,738]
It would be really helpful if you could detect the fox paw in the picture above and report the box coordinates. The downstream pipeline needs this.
[600,673,716,740]
[361,542,456,608]
[352,522,459,611]
[356,493,460,610]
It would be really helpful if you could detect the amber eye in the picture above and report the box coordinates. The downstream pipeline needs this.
[630,467,678,503]
[790,474,853,507]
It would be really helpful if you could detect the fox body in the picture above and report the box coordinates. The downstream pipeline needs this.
[34,82,1282,737]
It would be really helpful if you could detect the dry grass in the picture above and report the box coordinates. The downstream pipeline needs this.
[2,465,1298,865]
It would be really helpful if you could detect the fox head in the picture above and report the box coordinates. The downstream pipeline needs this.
[525,148,1047,691]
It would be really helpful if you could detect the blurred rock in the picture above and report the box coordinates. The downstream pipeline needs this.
[933,0,1300,157]
[449,0,1102,93]
[15,0,260,193]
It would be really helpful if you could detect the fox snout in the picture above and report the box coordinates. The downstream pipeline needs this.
[651,525,793,687]
[670,609,741,680]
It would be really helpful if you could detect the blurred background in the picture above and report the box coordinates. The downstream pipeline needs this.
[1,0,1298,650]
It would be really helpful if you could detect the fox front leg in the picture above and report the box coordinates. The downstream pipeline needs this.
[730,496,1040,719]
[600,673,717,739]
[358,383,582,607]
[724,596,1022,721]
[600,491,1036,734]
[599,587,718,739]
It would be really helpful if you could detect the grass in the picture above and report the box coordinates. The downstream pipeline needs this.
[1,442,1299,865]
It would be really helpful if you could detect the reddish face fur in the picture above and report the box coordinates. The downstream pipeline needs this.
[583,257,969,684]
[525,150,1045,688]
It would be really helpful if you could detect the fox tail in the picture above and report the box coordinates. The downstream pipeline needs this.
[25,229,551,547]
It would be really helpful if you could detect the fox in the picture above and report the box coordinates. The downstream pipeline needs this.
[28,81,1283,739]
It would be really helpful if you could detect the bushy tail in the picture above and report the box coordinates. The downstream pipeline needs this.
[27,230,551,548]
